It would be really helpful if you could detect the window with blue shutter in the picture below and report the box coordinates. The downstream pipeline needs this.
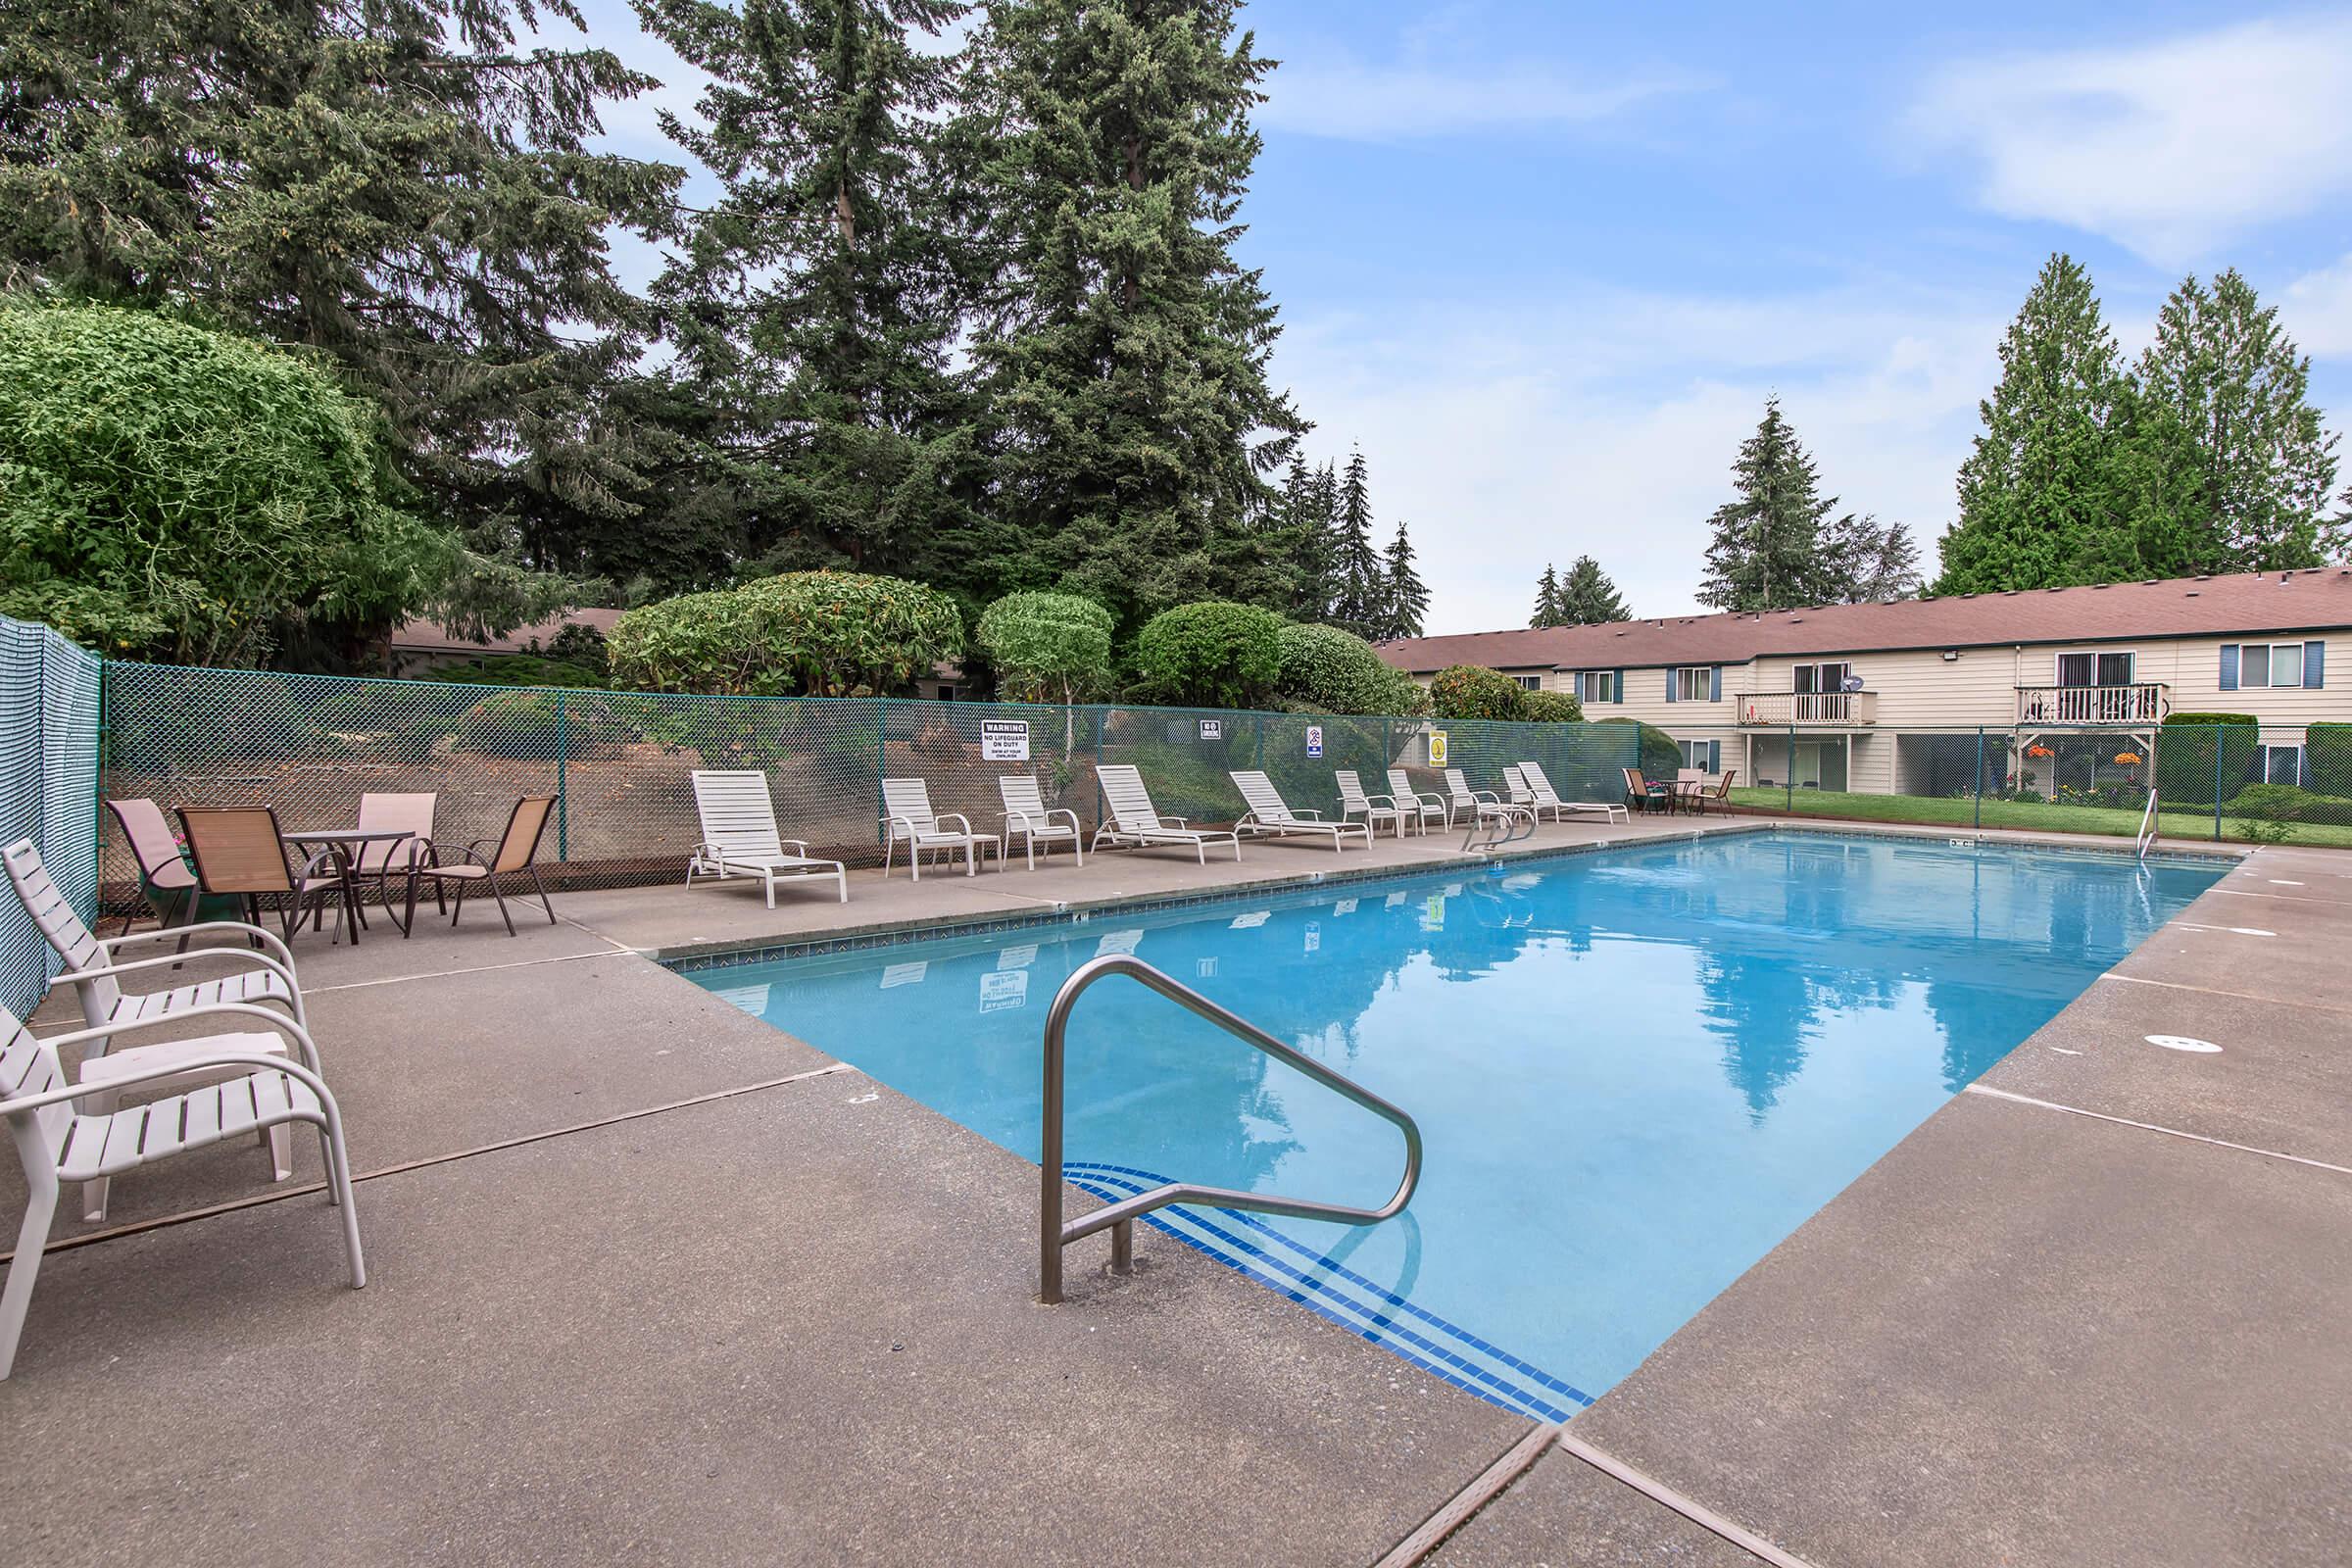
[1708,739,1722,773]
[2306,640,2326,689]
[2219,644,2238,690]
[1664,669,1677,703]
[1613,668,1626,703]
[1709,666,1723,702]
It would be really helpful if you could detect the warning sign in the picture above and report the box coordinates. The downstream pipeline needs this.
[1199,718,1224,741]
[1305,724,1323,758]
[979,969,1029,1013]
[1428,730,1449,766]
[981,718,1030,761]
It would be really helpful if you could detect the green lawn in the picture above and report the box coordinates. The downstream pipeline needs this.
[1724,787,2352,850]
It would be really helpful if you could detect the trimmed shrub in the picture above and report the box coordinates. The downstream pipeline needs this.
[1595,716,1682,777]
[1276,622,1425,716]
[2224,783,2352,824]
[2155,712,2260,806]
[451,691,563,759]
[2308,723,2352,799]
[1520,689,1585,723]
[976,590,1113,703]
[1428,664,1529,721]
[608,570,964,697]
[1130,601,1286,709]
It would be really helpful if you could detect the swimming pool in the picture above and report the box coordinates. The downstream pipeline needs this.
[683,831,2224,1418]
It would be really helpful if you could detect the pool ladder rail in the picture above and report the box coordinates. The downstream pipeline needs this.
[1462,804,1538,855]
[2134,787,2160,859]
[1038,954,1423,1304]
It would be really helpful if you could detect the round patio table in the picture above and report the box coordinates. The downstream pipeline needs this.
[280,827,421,943]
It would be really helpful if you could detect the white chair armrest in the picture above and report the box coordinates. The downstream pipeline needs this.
[1002,808,1039,832]
[1164,815,1190,826]
[883,813,919,839]
[937,812,975,836]
[34,1001,322,1073]
[1,1050,332,1119]
[1295,808,1326,819]
[1050,808,1082,833]
[779,838,813,855]
[1472,790,1501,804]
[53,948,300,1000]
[100,919,300,973]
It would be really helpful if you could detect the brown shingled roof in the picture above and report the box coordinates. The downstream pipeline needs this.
[1375,569,2352,673]
[389,608,624,657]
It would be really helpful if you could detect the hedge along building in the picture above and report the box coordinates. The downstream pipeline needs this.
[1373,568,2352,801]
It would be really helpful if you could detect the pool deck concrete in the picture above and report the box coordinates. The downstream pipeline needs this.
[5,813,2346,1566]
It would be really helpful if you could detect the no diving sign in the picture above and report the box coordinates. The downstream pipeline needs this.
[981,719,1030,761]
[1305,724,1323,758]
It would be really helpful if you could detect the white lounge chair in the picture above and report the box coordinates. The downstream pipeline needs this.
[1335,769,1407,838]
[1519,760,1629,824]
[1386,768,1448,833]
[0,1000,364,1379]
[687,771,848,906]
[881,777,987,880]
[1229,770,1372,854]
[998,775,1083,869]
[1091,765,1242,862]
[1443,768,1512,828]
[5,838,308,1219]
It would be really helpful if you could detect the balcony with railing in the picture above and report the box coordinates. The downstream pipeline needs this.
[1736,690,1879,726]
[2014,683,2169,726]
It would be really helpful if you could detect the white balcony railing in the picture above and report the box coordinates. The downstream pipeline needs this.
[2015,683,2169,725]
[1736,691,1878,726]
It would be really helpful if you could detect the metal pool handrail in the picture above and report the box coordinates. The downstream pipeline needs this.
[2135,787,2160,859]
[1038,954,1423,1304]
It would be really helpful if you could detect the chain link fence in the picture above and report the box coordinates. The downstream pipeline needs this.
[1,614,103,1017]
[95,663,1643,913]
[1726,722,2352,848]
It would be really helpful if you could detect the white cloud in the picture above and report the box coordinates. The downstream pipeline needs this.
[1258,56,1704,140]
[1909,16,2352,263]
[2286,253,2352,359]
[1271,286,2006,632]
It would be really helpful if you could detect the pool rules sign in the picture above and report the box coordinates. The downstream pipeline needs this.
[981,719,1030,761]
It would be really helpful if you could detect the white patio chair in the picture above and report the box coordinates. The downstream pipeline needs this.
[1443,768,1512,828]
[0,1000,364,1379]
[1386,769,1448,833]
[687,771,848,907]
[1090,765,1242,863]
[881,777,987,881]
[1335,769,1407,838]
[5,838,308,1219]
[1229,770,1371,854]
[998,775,1082,870]
[1519,760,1628,824]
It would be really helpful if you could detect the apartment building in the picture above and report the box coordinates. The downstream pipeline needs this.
[1375,568,2352,796]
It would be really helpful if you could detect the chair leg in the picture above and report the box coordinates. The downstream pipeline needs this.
[0,1169,61,1379]
[449,880,468,925]
[310,1097,367,1290]
[487,875,517,937]
[530,865,556,924]
[78,1087,118,1222]
[265,1122,294,1182]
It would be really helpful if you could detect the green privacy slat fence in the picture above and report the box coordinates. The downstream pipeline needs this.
[0,614,103,1018]
[93,662,1645,906]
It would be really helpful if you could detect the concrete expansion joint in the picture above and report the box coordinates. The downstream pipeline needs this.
[1965,1084,2352,1178]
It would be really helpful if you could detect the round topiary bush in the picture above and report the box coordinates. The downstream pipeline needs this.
[975,590,1114,703]
[1276,622,1425,716]
[1428,664,1529,721]
[1130,601,1287,709]
[1595,716,1682,776]
[608,570,964,697]
[1520,689,1585,723]
[2155,713,2261,806]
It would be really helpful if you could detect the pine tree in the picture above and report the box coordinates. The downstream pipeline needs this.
[0,0,684,605]
[1379,522,1429,639]
[1529,564,1563,628]
[955,0,1306,631]
[1328,447,1385,634]
[1820,514,1922,603]
[1697,399,1840,612]
[643,0,979,595]
[1555,556,1631,624]
[1933,254,2173,595]
[2135,269,2340,573]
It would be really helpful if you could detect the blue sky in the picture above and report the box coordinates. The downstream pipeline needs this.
[576,1,2352,631]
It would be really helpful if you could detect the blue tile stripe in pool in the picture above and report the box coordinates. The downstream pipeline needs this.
[1064,1161,1591,1423]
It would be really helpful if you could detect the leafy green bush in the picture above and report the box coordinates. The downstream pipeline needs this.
[0,300,445,663]
[2156,713,2260,806]
[1276,622,1425,715]
[434,655,607,689]
[2308,723,2352,799]
[1429,664,1528,721]
[2224,783,2352,824]
[451,691,564,759]
[1130,601,1286,709]
[1520,689,1585,723]
[608,570,964,697]
[1594,716,1682,776]
[976,591,1113,703]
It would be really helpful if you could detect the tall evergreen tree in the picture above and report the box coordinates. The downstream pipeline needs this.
[1933,255,2166,595]
[641,0,980,598]
[1328,447,1385,634]
[1697,399,1840,612]
[1821,514,1922,603]
[1555,555,1632,624]
[1378,521,1428,639]
[1529,564,1564,628]
[0,0,684,614]
[954,0,1305,631]
[2135,269,2340,573]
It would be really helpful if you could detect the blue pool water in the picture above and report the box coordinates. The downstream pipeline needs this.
[685,832,2222,1417]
